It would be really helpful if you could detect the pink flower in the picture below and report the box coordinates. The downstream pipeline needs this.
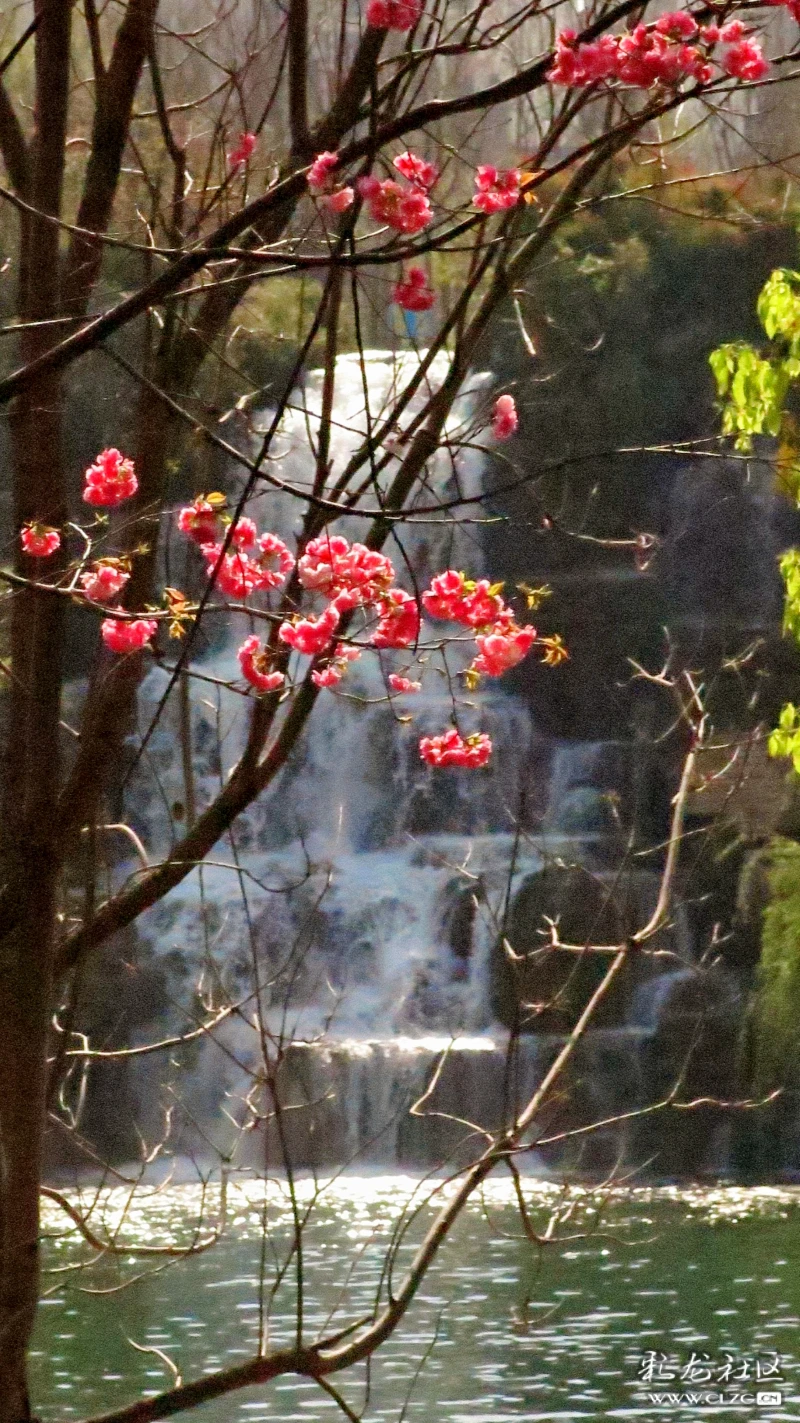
[312,665,344,688]
[202,532,294,596]
[229,132,257,169]
[419,729,493,768]
[393,152,439,190]
[254,532,295,588]
[388,673,421,693]
[421,569,468,621]
[366,0,422,29]
[308,152,340,191]
[308,152,355,211]
[422,571,506,627]
[703,16,748,42]
[655,11,698,39]
[297,534,393,601]
[324,186,354,213]
[548,30,620,85]
[237,634,285,693]
[723,37,769,80]
[331,587,363,613]
[461,580,508,626]
[279,605,340,656]
[177,496,226,545]
[492,393,518,440]
[371,589,421,648]
[202,547,260,598]
[230,517,258,552]
[20,523,60,557]
[357,177,433,234]
[471,620,537,677]
[548,23,714,88]
[616,25,712,85]
[311,642,361,689]
[393,266,435,312]
[101,614,157,654]
[297,534,349,592]
[79,561,130,603]
[473,166,521,213]
[83,448,138,507]
[718,20,747,40]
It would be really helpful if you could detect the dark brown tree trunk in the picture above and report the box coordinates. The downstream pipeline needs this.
[0,369,67,1419]
[0,0,72,1410]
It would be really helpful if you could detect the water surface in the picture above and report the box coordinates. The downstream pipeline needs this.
[33,1177,800,1420]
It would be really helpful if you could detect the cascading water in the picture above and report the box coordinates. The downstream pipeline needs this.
[107,348,738,1179]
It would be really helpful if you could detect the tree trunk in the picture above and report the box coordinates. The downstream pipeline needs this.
[0,0,72,1405]
[0,372,66,1421]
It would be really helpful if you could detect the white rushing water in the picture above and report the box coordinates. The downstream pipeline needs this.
[111,348,718,1175]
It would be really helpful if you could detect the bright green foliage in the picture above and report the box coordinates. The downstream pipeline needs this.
[767,700,800,773]
[780,548,800,643]
[752,838,800,1087]
[712,266,800,771]
[757,268,800,342]
[709,343,789,448]
[769,555,800,771]
[710,267,800,450]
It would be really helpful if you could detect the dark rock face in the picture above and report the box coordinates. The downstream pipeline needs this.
[666,458,783,632]
[238,987,743,1177]
[489,865,679,1034]
[631,965,743,1177]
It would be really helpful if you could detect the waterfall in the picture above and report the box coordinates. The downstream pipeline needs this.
[98,348,739,1179]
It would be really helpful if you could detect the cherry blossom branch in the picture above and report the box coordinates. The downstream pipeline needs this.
[0,0,681,408]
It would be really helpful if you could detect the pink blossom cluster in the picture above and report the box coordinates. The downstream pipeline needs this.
[307,151,354,213]
[237,634,285,693]
[473,167,522,214]
[473,621,537,676]
[229,132,257,169]
[371,588,421,647]
[311,644,362,689]
[79,560,130,603]
[83,448,138,507]
[177,495,227,545]
[201,533,295,597]
[297,534,394,601]
[388,672,421,694]
[422,569,538,683]
[365,0,422,30]
[720,34,770,80]
[548,16,768,89]
[279,535,420,665]
[306,149,438,230]
[176,503,295,599]
[357,176,433,234]
[419,729,493,768]
[393,152,439,190]
[492,394,518,440]
[422,570,506,626]
[393,266,435,312]
[100,615,157,654]
[20,524,60,557]
[279,604,341,656]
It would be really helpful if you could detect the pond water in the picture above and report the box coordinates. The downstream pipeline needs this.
[33,1176,800,1421]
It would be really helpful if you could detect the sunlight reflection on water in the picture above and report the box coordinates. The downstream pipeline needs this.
[32,1178,800,1421]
